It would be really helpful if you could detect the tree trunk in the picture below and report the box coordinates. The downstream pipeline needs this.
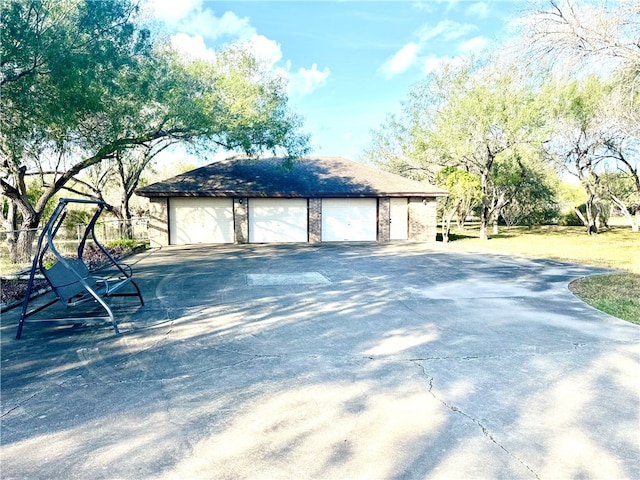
[610,193,639,232]
[480,172,490,241]
[9,216,40,264]
[120,197,134,240]
[480,209,489,240]
[442,215,451,243]
[573,207,596,234]
[492,219,499,235]
[441,200,460,243]
[585,195,598,235]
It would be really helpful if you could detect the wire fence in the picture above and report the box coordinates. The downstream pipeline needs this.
[1,217,149,277]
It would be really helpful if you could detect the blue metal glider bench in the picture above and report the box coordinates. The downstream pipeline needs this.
[16,198,144,339]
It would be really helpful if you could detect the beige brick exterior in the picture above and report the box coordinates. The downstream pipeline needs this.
[408,197,438,242]
[378,197,390,242]
[308,198,322,243]
[148,195,440,246]
[233,198,249,244]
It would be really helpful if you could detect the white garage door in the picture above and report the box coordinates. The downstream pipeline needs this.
[169,197,233,245]
[390,198,408,240]
[322,198,377,241]
[249,198,308,243]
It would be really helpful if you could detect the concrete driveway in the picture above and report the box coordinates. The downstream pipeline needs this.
[1,243,639,479]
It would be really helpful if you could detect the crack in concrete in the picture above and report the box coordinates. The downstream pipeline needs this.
[0,390,40,418]
[410,360,541,480]
[1,374,81,418]
[401,342,599,363]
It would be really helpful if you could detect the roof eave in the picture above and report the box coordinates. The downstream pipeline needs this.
[136,191,449,198]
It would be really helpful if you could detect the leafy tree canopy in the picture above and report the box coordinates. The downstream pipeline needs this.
[0,0,309,261]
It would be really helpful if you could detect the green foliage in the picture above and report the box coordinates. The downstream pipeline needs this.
[557,182,587,210]
[1,0,310,242]
[558,210,583,227]
[602,171,640,213]
[382,61,551,237]
[62,209,94,235]
[493,159,560,226]
[436,166,481,194]
[25,182,56,220]
[435,166,482,225]
[1,0,147,156]
[550,76,605,129]
[106,239,139,250]
[423,67,547,174]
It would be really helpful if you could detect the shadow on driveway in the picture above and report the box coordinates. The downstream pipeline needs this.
[1,243,639,479]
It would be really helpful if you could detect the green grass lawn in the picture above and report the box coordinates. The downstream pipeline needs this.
[442,224,640,324]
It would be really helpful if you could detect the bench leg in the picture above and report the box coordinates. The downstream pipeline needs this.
[86,288,121,335]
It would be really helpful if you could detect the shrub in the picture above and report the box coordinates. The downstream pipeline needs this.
[106,239,139,251]
[62,209,94,236]
[558,209,583,226]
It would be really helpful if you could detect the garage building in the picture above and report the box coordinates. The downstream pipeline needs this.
[136,156,448,246]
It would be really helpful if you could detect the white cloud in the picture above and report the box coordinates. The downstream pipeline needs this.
[458,36,490,53]
[151,0,255,41]
[170,33,216,61]
[422,54,466,74]
[288,64,331,96]
[418,20,477,43]
[378,19,479,78]
[151,1,329,98]
[413,0,458,13]
[185,10,255,41]
[245,34,282,68]
[150,0,202,23]
[210,11,255,40]
[379,42,419,79]
[465,2,490,19]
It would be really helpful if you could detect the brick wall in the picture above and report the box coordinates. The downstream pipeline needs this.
[378,197,390,242]
[234,198,248,244]
[308,198,322,243]
[408,197,438,242]
[149,195,440,246]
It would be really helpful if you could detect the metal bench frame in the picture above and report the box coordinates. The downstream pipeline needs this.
[16,198,144,339]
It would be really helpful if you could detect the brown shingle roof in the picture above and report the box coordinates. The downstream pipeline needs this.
[136,156,449,198]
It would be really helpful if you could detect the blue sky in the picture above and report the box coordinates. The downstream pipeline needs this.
[150,1,522,162]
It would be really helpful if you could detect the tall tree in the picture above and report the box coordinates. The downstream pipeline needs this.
[413,65,548,239]
[522,0,639,71]
[363,62,550,240]
[1,1,309,262]
[521,0,640,232]
[545,76,610,234]
[435,167,481,242]
[76,42,309,223]
[600,74,640,231]
[601,134,640,231]
[1,0,151,260]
